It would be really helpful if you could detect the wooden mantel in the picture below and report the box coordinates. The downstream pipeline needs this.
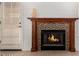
[28,18,78,52]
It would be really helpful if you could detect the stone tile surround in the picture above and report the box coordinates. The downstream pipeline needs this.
[37,23,69,51]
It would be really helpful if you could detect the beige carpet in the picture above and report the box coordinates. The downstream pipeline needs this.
[1,51,79,56]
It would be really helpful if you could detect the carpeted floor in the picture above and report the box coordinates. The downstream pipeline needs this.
[0,51,79,56]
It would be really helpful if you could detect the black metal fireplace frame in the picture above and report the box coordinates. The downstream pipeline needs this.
[41,30,66,50]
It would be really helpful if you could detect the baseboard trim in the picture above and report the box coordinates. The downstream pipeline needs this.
[0,49,22,51]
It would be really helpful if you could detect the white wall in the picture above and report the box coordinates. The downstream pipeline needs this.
[75,3,79,51]
[20,2,79,51]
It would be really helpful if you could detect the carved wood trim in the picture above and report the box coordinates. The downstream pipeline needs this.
[28,18,78,52]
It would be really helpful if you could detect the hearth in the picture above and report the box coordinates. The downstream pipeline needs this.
[41,30,65,50]
[28,18,78,52]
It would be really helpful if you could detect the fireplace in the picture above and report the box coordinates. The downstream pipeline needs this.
[28,18,78,52]
[41,30,65,50]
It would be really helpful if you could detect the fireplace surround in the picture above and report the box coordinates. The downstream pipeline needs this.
[37,23,68,51]
[28,18,78,52]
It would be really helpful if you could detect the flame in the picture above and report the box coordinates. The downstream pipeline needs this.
[48,34,59,42]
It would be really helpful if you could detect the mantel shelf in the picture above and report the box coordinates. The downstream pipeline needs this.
[28,17,79,20]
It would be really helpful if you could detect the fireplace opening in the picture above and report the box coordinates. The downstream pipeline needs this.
[41,30,66,50]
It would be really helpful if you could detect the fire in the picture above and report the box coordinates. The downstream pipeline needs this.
[48,34,59,42]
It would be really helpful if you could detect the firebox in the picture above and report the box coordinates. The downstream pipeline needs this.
[41,30,66,50]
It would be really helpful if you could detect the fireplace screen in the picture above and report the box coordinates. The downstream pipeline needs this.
[41,30,66,50]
